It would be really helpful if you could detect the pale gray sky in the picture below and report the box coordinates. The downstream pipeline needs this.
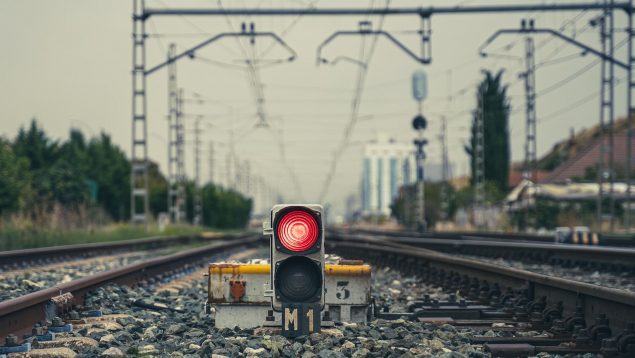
[0,1,629,216]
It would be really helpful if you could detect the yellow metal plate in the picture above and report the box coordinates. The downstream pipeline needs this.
[209,263,371,276]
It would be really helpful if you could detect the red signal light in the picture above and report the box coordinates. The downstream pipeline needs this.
[277,210,319,252]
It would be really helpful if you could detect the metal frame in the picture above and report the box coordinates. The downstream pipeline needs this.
[440,116,450,222]
[474,91,485,228]
[479,10,634,232]
[522,35,537,186]
[131,0,149,226]
[132,1,635,232]
[131,6,296,225]
[145,31,296,76]
[143,3,630,17]
[316,18,431,65]
[167,44,185,224]
[193,116,202,226]
[596,1,617,232]
[626,0,634,231]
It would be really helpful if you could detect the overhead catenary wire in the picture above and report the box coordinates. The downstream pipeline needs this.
[317,0,392,203]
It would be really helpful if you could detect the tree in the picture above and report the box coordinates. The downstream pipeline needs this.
[0,139,30,214]
[148,161,168,218]
[13,119,59,171]
[390,182,456,230]
[86,133,130,220]
[200,183,252,229]
[465,70,511,194]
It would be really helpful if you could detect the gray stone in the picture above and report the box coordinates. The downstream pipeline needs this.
[101,347,125,357]
[137,344,159,355]
[382,329,399,340]
[245,347,267,357]
[317,349,342,358]
[186,328,205,338]
[166,323,187,335]
[351,348,370,358]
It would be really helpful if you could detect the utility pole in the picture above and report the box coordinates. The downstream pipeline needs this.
[627,0,634,233]
[226,152,232,190]
[167,44,180,224]
[176,88,187,222]
[412,70,428,232]
[474,90,486,229]
[594,1,616,232]
[521,21,537,231]
[131,0,149,227]
[243,160,251,196]
[440,116,450,222]
[208,141,215,184]
[193,116,202,226]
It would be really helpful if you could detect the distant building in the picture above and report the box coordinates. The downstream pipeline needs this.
[361,134,416,216]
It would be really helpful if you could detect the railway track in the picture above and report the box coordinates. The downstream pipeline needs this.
[331,228,635,270]
[337,227,635,247]
[0,233,234,269]
[2,231,633,356]
[0,234,259,341]
[328,232,635,357]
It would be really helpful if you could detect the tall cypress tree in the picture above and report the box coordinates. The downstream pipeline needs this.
[465,70,511,194]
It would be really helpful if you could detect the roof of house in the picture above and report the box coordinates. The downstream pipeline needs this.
[543,133,635,183]
[508,170,549,188]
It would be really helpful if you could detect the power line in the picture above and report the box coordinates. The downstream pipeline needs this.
[317,0,392,203]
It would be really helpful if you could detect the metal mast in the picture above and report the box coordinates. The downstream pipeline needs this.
[208,141,215,184]
[193,116,202,226]
[596,0,616,232]
[440,116,450,222]
[167,44,180,223]
[627,0,635,233]
[474,89,485,228]
[176,88,187,222]
[521,24,537,230]
[131,0,149,226]
[522,32,537,185]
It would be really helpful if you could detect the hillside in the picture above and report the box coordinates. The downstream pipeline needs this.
[537,117,633,171]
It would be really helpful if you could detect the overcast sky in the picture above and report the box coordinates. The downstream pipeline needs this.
[0,0,630,217]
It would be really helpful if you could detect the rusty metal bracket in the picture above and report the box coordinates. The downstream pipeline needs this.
[230,281,246,302]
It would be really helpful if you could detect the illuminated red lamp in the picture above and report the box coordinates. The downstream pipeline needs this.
[276,210,319,252]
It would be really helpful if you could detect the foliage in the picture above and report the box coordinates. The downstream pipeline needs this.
[0,139,30,214]
[508,197,623,230]
[465,70,511,193]
[200,183,252,229]
[1,119,251,231]
[85,133,130,221]
[453,181,507,208]
[0,223,204,251]
[390,182,456,230]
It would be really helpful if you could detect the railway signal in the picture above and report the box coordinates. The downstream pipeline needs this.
[264,204,324,337]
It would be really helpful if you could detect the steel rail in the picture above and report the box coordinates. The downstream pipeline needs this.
[327,235,635,332]
[143,3,631,18]
[0,234,260,339]
[0,233,246,267]
[339,233,635,267]
[331,227,635,247]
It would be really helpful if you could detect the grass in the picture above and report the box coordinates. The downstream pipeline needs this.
[0,223,209,251]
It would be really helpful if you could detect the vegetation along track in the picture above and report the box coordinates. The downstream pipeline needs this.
[0,234,260,340]
[328,233,635,356]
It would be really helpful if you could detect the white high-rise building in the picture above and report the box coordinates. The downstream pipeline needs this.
[361,134,415,216]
